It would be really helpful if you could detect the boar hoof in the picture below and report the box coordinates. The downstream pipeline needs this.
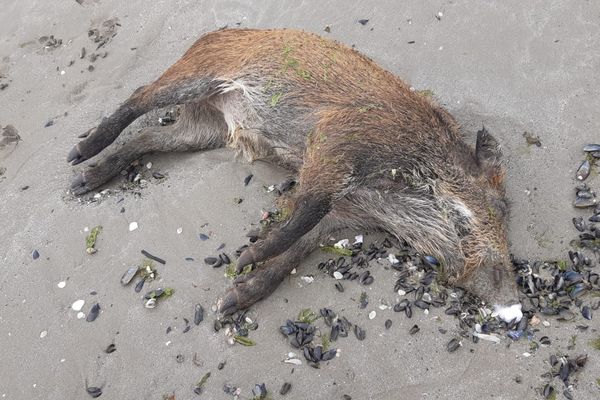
[67,145,84,165]
[70,172,91,195]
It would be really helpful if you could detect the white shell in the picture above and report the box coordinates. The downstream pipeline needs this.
[333,271,344,280]
[57,281,66,289]
[71,299,85,311]
[129,222,138,231]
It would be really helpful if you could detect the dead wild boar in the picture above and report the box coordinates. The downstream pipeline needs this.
[67,28,520,318]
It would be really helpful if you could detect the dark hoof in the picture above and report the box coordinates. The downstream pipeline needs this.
[70,172,91,195]
[236,249,255,274]
[67,145,84,165]
[218,288,241,316]
[217,271,277,316]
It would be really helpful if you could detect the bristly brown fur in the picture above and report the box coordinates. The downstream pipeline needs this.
[68,28,517,311]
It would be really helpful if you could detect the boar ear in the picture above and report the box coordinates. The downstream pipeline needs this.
[475,126,502,167]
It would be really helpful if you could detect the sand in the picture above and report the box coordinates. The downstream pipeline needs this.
[0,1,599,399]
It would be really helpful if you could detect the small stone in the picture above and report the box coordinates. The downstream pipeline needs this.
[32,250,40,260]
[333,271,344,280]
[176,227,183,234]
[71,299,85,311]
[40,330,47,338]
[542,320,550,327]
[146,162,152,169]
[57,281,66,289]
[77,312,85,319]
[129,222,138,231]
[368,311,376,320]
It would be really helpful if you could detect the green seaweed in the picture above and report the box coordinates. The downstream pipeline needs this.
[556,260,568,271]
[270,92,283,107]
[85,225,102,252]
[590,337,600,350]
[416,89,435,98]
[320,245,352,257]
[196,372,211,388]
[297,308,319,324]
[233,335,256,346]
[321,332,330,351]
[225,263,252,279]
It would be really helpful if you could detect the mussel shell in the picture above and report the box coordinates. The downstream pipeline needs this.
[581,305,592,320]
[446,338,460,352]
[134,278,145,293]
[573,196,597,208]
[120,267,139,285]
[194,304,204,325]
[583,143,600,152]
[279,382,292,396]
[354,325,366,340]
[86,386,102,398]
[86,303,100,322]
[572,217,586,232]
[219,253,231,264]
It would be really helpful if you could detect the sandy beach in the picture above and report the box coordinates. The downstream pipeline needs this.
[1,1,599,399]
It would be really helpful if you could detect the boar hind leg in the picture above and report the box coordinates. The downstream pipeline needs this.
[235,190,333,273]
[70,102,227,195]
[67,78,222,165]
[219,215,340,315]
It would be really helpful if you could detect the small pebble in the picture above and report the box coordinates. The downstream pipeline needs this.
[77,312,85,319]
[40,330,47,338]
[57,281,66,288]
[368,311,376,320]
[146,162,152,169]
[32,250,40,260]
[129,222,138,231]
[176,227,183,234]
[333,271,344,280]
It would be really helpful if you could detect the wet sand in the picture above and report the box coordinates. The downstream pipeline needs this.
[0,1,599,399]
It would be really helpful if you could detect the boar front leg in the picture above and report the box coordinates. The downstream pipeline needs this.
[70,102,227,195]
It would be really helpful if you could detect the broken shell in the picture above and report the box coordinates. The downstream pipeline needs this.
[409,324,420,335]
[144,298,156,309]
[71,299,85,311]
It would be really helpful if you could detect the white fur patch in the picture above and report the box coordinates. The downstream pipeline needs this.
[492,303,523,323]
[451,199,474,221]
